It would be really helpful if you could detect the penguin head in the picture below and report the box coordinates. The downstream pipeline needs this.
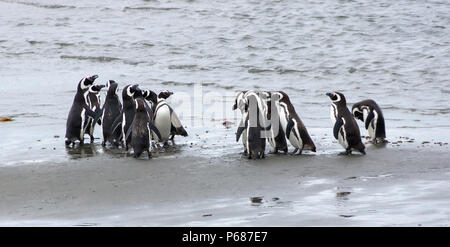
[158,90,173,100]
[79,75,98,91]
[352,102,365,122]
[132,85,144,99]
[143,89,158,104]
[106,80,119,95]
[123,84,140,99]
[232,91,247,111]
[326,92,346,105]
[135,98,146,112]
[89,84,105,94]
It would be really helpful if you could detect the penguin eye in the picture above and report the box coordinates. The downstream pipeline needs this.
[331,95,338,101]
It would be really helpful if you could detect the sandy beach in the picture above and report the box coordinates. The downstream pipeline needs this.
[1,144,449,226]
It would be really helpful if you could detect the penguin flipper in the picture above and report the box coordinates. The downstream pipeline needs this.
[286,119,295,138]
[111,115,122,134]
[236,119,247,142]
[236,126,246,142]
[170,109,183,128]
[125,119,134,141]
[149,122,162,140]
[365,111,375,130]
[333,118,344,140]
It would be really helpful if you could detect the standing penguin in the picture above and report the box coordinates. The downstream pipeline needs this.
[65,75,101,146]
[352,99,386,144]
[260,91,288,154]
[111,84,140,150]
[150,90,188,146]
[131,98,153,159]
[272,91,316,155]
[101,80,122,146]
[236,91,266,159]
[326,92,365,155]
[85,84,106,143]
[232,91,249,154]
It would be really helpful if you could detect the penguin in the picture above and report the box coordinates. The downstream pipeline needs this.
[65,75,102,146]
[236,91,266,159]
[326,92,366,155]
[352,99,386,144]
[270,91,315,155]
[150,90,188,146]
[260,91,288,154]
[232,91,249,154]
[101,80,122,146]
[111,84,140,150]
[131,98,153,159]
[85,84,106,143]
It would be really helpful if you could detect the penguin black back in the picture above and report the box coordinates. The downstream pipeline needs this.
[102,80,122,146]
[131,98,152,159]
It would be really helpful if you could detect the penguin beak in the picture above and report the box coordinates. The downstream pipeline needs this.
[89,75,98,81]
[326,93,333,98]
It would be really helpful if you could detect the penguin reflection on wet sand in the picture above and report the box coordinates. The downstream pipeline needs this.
[65,75,102,146]
[85,84,106,143]
[101,80,122,147]
[150,90,188,147]
[352,99,386,144]
[326,92,366,155]
[131,98,153,159]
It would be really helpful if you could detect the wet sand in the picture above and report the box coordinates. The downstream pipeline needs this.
[1,145,449,226]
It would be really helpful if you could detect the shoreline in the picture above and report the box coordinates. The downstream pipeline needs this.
[1,145,449,226]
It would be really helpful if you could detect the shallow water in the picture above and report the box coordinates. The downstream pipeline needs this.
[0,0,449,226]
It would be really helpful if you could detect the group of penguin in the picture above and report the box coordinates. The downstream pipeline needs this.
[65,75,188,159]
[64,75,386,160]
[233,90,386,159]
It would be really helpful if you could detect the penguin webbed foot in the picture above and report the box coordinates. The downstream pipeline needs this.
[290,148,299,155]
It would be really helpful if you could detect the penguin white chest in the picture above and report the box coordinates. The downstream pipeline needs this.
[367,110,378,140]
[154,105,171,141]
[337,119,348,149]
[240,111,248,149]
[330,104,337,124]
[278,105,288,133]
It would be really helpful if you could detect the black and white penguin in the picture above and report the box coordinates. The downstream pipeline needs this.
[101,80,122,146]
[85,84,106,143]
[326,92,365,155]
[111,84,140,150]
[232,91,249,154]
[236,91,266,159]
[352,99,386,144]
[271,91,315,155]
[260,91,288,154]
[150,90,188,146]
[131,98,153,159]
[65,75,102,146]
